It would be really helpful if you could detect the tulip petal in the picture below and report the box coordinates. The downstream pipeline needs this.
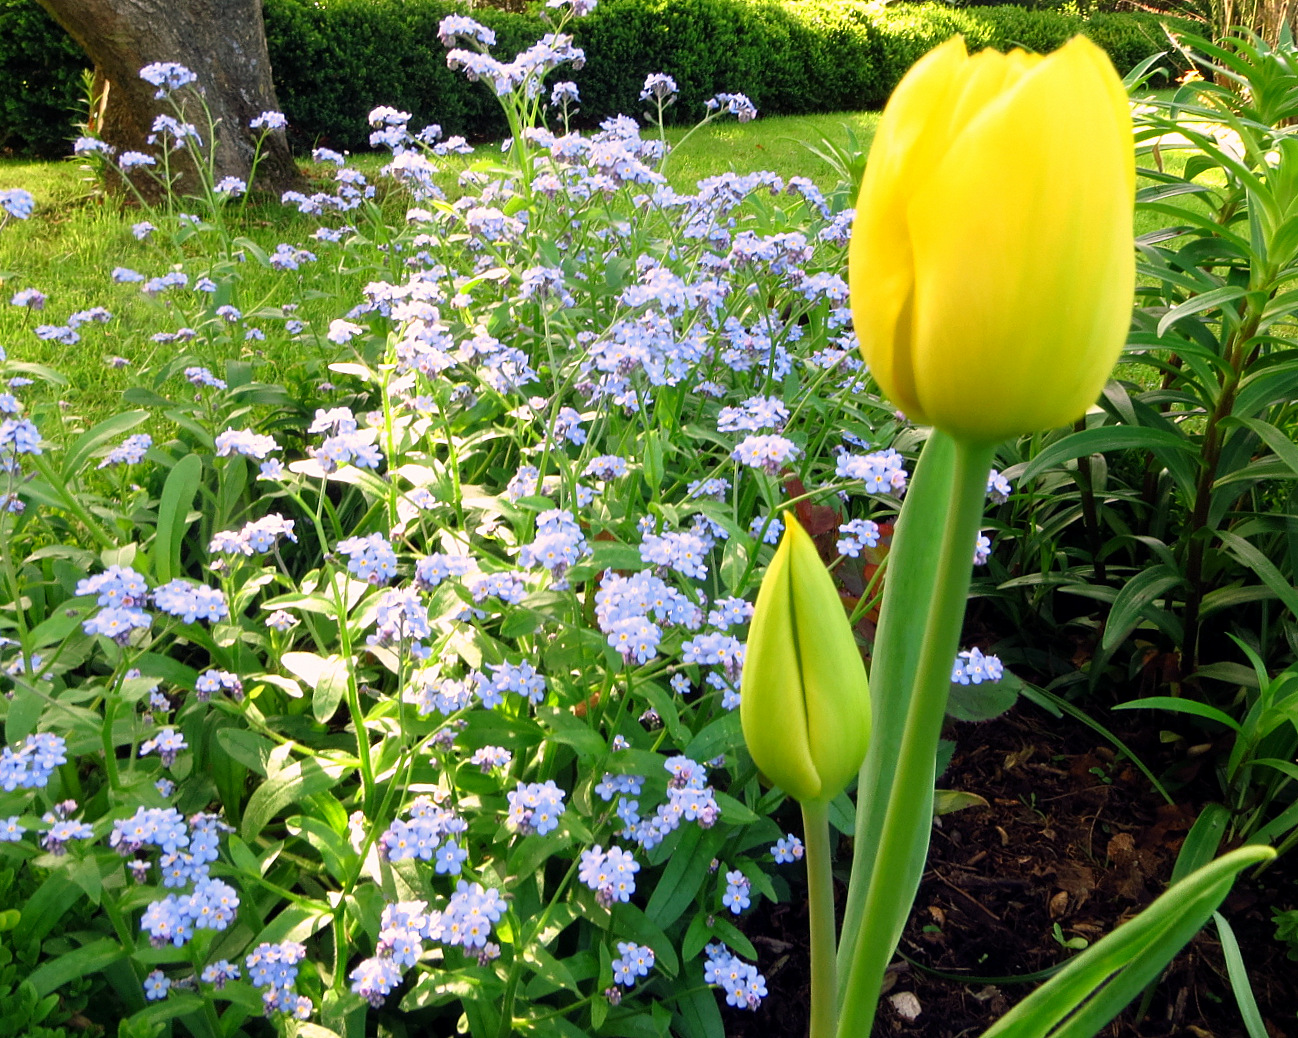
[904,36,1134,442]
[850,36,973,423]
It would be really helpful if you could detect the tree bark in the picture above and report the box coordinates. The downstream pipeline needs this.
[34,0,302,198]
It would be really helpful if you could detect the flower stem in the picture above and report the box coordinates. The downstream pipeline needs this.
[802,799,837,1038]
[836,434,993,1038]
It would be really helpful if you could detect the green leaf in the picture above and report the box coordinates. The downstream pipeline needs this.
[520,942,579,995]
[15,873,76,945]
[1156,284,1247,338]
[1113,696,1240,732]
[642,430,664,495]
[1220,416,1298,479]
[1170,803,1229,884]
[672,984,724,1038]
[712,791,758,824]
[706,915,756,961]
[154,454,203,584]
[646,825,723,929]
[1246,757,1298,783]
[1021,428,1194,486]
[60,410,150,481]
[227,835,261,876]
[214,728,274,776]
[287,815,353,883]
[123,995,207,1030]
[606,903,679,978]
[946,679,1019,722]
[534,705,605,759]
[1102,565,1184,652]
[1213,912,1269,1038]
[933,790,990,815]
[281,652,351,724]
[720,537,752,596]
[827,789,855,835]
[682,912,712,963]
[121,386,175,409]
[508,834,569,883]
[1233,360,1298,419]
[5,686,44,744]
[587,540,645,572]
[27,938,124,997]
[683,712,743,763]
[292,1025,345,1038]
[1217,529,1298,618]
[637,681,686,744]
[1188,661,1261,687]
[242,755,347,843]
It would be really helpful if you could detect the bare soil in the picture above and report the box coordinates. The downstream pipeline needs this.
[728,705,1297,1038]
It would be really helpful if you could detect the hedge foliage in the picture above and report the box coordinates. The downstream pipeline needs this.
[0,0,86,156]
[1,0,1196,156]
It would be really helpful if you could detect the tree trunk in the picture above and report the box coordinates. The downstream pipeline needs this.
[34,0,301,198]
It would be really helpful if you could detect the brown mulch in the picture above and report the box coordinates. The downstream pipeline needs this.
[728,704,1297,1038]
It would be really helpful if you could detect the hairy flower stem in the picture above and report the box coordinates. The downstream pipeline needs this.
[801,799,837,1038]
[331,572,376,813]
[836,434,993,1036]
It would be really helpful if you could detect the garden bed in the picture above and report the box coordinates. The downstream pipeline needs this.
[738,704,1295,1038]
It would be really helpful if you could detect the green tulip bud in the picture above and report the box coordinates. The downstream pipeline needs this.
[740,517,871,804]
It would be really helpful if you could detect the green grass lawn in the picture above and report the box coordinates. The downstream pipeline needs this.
[0,108,881,420]
[0,95,1206,422]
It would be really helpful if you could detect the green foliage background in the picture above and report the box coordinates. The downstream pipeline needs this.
[0,0,1196,156]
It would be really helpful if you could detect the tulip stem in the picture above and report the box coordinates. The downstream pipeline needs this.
[835,434,994,1038]
[802,799,837,1038]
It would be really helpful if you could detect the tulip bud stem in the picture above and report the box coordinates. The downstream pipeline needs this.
[835,434,994,1038]
[802,798,838,1038]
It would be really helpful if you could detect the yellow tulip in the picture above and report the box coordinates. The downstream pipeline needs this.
[849,35,1135,444]
[740,517,871,804]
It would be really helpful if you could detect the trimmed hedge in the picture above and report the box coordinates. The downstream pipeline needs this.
[0,0,1196,157]
[0,0,86,157]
